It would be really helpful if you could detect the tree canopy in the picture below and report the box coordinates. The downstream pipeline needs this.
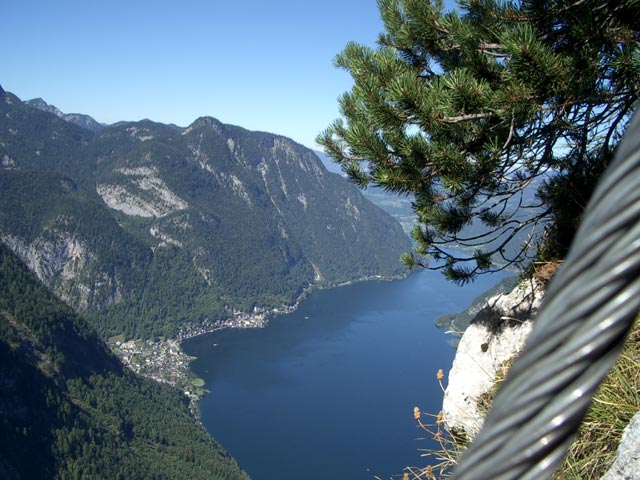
[318,0,640,283]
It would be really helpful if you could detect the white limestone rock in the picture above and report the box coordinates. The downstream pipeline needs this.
[601,411,640,480]
[0,232,121,310]
[441,279,544,438]
[97,170,188,218]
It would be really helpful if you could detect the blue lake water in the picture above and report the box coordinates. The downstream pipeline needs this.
[183,269,507,480]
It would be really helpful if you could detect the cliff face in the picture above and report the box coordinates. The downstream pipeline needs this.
[602,411,640,480]
[441,278,544,437]
[442,278,640,479]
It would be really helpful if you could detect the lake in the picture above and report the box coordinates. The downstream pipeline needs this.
[183,269,507,480]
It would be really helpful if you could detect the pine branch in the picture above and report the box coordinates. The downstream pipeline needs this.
[439,112,497,123]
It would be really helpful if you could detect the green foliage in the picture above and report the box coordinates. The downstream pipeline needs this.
[0,92,95,183]
[0,243,250,479]
[319,0,640,283]
[537,148,612,261]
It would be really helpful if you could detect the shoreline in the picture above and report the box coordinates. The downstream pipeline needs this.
[108,271,408,415]
[177,271,407,344]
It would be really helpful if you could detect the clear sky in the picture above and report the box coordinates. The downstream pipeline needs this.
[5,0,456,149]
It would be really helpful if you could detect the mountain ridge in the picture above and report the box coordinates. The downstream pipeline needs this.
[25,97,107,132]
[0,86,412,340]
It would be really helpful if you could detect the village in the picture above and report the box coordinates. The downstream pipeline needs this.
[108,308,273,415]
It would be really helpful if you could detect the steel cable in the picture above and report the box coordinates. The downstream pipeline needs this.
[452,109,640,480]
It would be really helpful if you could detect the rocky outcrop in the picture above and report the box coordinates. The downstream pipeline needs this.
[602,411,640,480]
[441,278,544,437]
[25,97,106,132]
[96,165,189,218]
[1,232,121,310]
[441,275,640,479]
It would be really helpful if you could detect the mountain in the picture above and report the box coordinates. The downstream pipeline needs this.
[25,97,107,132]
[0,87,412,339]
[314,149,542,268]
[314,149,417,235]
[0,242,249,479]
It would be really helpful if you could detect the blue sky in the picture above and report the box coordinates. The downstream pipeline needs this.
[5,0,455,149]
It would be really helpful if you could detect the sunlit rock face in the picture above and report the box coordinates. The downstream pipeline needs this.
[602,411,640,480]
[442,279,544,438]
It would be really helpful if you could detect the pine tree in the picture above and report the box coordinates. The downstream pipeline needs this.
[318,0,640,283]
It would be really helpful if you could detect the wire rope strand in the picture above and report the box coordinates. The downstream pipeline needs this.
[452,109,640,480]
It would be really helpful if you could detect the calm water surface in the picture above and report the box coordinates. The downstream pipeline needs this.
[183,270,507,480]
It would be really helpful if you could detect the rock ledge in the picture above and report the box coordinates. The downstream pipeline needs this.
[441,278,544,437]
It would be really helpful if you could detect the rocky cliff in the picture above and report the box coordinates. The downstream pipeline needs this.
[25,97,106,132]
[602,411,640,480]
[441,277,544,437]
[441,276,640,478]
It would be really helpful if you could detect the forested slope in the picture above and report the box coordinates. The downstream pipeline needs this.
[0,242,249,479]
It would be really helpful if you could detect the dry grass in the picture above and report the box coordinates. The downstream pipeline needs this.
[533,260,561,286]
[553,322,640,479]
[400,370,468,480]
[476,358,513,416]
[402,408,466,479]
